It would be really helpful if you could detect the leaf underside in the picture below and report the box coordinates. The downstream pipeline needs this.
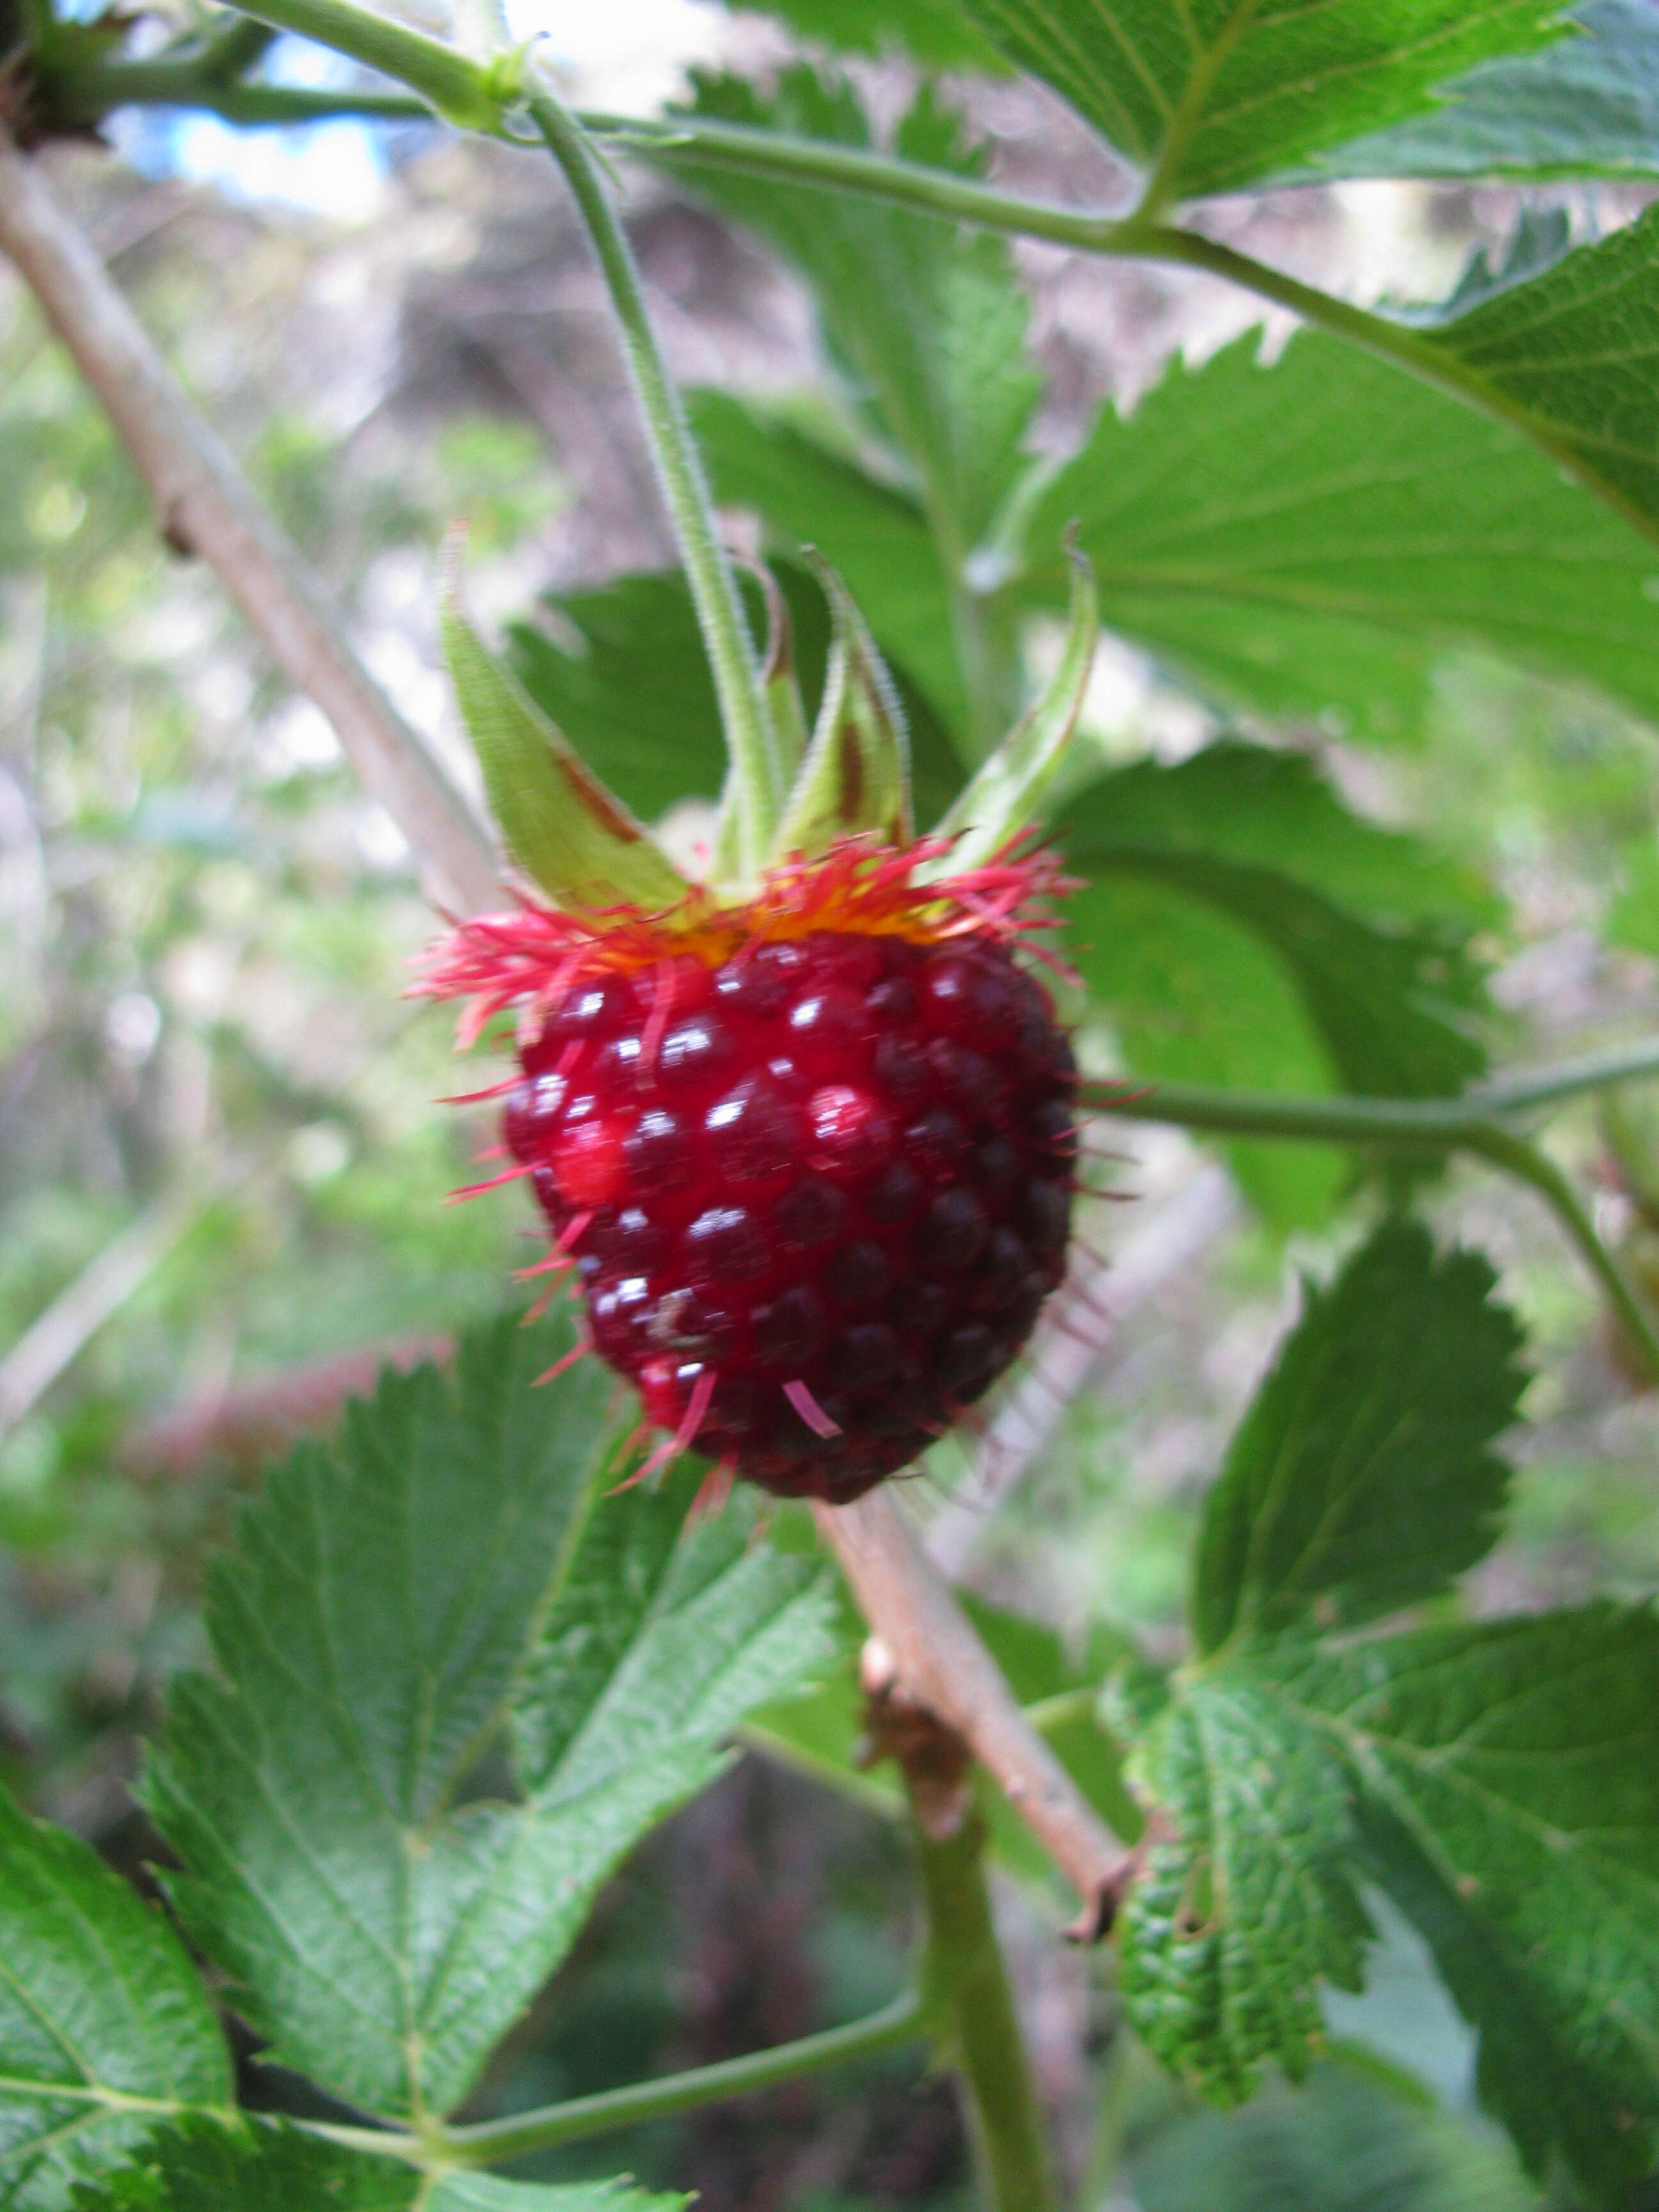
[953,0,1568,202]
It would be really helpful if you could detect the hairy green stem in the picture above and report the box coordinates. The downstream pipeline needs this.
[182,0,502,125]
[195,15,279,77]
[303,1991,927,2170]
[914,1810,1056,2212]
[1082,1038,1659,1144]
[49,58,428,124]
[524,84,783,872]
[1080,1056,1659,1379]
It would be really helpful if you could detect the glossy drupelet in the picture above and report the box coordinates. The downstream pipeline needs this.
[502,929,1077,1503]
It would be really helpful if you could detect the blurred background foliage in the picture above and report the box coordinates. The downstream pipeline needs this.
[4,9,1659,2206]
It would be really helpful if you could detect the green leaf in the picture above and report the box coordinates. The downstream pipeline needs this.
[954,0,1566,203]
[1608,834,1659,957]
[717,0,1010,70]
[1068,871,1347,1226]
[934,543,1096,872]
[509,1458,838,1806]
[69,2113,686,2211]
[1418,204,1659,545]
[773,557,912,855]
[1114,1671,1370,2099]
[1193,1220,1527,1655]
[143,1316,828,2122]
[1059,741,1500,929]
[145,1316,614,2117]
[666,70,1038,752]
[0,1788,231,2211]
[1128,2058,1541,2212]
[1024,330,1659,744]
[677,71,1039,557]
[442,597,691,913]
[508,556,965,832]
[1314,0,1659,180]
[1283,1608,1659,2199]
[1055,744,1495,1221]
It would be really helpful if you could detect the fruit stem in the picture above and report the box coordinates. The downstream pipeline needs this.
[524,83,785,878]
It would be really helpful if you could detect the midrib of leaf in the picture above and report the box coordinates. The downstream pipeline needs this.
[410,1422,616,1838]
[0,2078,182,2113]
[1137,0,1270,215]
[396,1425,618,2115]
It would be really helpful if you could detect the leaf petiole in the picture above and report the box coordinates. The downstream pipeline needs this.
[302,1989,931,2171]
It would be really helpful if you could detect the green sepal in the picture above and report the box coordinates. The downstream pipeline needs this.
[933,538,1096,872]
[771,556,913,859]
[442,589,693,915]
[752,556,812,788]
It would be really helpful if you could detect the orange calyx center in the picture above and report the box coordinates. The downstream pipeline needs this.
[417,835,1073,1047]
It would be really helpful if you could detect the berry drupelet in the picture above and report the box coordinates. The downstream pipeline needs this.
[426,843,1078,1505]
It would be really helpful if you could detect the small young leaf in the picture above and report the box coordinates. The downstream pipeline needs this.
[1116,1671,1370,2100]
[0,1788,231,2211]
[1314,0,1659,181]
[933,543,1096,872]
[68,2113,687,2211]
[773,558,912,856]
[442,596,691,913]
[1281,1608,1659,2198]
[1193,1220,1527,1654]
[955,0,1566,202]
[1022,331,1659,744]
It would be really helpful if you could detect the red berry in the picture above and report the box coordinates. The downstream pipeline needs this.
[502,928,1077,1504]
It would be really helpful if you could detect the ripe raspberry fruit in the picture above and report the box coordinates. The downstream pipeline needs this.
[426,844,1078,1505]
